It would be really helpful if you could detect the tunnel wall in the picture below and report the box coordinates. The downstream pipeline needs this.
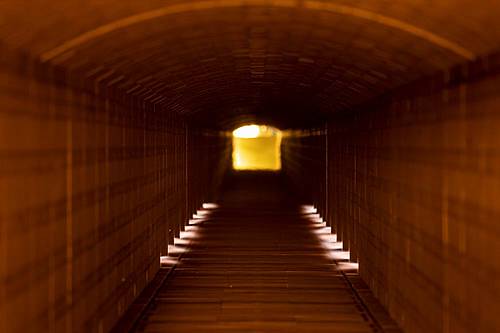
[285,55,500,333]
[0,48,230,333]
[281,129,327,215]
[187,131,232,217]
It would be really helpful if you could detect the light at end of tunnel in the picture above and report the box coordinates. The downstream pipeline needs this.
[203,203,219,209]
[232,124,282,170]
[233,125,260,138]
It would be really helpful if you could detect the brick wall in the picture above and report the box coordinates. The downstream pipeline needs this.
[284,53,500,333]
[282,129,327,215]
[187,129,231,218]
[0,46,230,333]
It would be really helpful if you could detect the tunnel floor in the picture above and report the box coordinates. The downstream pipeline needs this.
[132,173,400,333]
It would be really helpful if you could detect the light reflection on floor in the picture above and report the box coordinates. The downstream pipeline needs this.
[161,203,358,272]
[302,204,359,272]
[160,203,217,266]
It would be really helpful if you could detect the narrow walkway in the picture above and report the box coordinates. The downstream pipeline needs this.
[134,173,399,333]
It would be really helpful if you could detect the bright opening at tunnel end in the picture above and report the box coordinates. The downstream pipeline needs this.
[232,124,282,171]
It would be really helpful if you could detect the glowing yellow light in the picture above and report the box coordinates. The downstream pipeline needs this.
[233,125,260,138]
[232,124,282,170]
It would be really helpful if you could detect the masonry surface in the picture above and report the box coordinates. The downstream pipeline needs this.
[0,1,499,332]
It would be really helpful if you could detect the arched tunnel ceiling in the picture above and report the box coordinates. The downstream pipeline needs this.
[1,0,500,129]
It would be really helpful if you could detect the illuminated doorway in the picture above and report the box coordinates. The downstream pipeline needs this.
[232,125,282,170]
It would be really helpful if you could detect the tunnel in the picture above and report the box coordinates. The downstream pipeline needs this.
[0,1,499,332]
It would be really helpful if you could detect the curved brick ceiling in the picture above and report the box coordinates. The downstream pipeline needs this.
[1,0,499,129]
